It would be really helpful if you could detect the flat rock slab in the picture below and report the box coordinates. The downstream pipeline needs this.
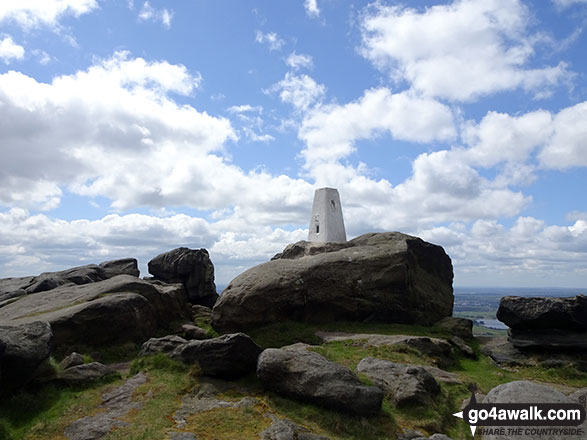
[257,346,383,415]
[497,295,587,331]
[58,362,117,385]
[0,275,189,351]
[64,372,148,440]
[0,259,139,303]
[482,381,587,440]
[480,337,531,366]
[316,332,453,363]
[261,414,331,440]
[357,357,440,408]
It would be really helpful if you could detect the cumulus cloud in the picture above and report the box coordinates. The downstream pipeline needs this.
[0,208,306,284]
[255,30,285,51]
[304,0,320,18]
[285,51,313,70]
[0,0,98,29]
[0,51,315,215]
[138,1,173,29]
[299,87,456,168]
[539,101,587,169]
[360,0,569,101]
[269,72,326,112]
[0,35,25,64]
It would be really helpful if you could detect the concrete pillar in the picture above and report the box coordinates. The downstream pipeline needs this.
[307,187,347,243]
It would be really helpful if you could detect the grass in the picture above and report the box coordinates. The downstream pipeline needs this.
[247,320,451,349]
[182,402,273,440]
[104,356,197,440]
[0,376,123,440]
[267,394,397,440]
[3,319,586,440]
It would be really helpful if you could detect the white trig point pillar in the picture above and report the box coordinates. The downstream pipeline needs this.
[307,187,347,243]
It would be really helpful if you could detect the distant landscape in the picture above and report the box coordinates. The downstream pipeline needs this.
[453,287,586,336]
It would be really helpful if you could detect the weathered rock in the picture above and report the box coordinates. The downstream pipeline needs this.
[139,335,188,356]
[60,352,84,370]
[171,333,262,379]
[356,357,440,408]
[569,388,587,404]
[480,337,530,366]
[435,316,474,339]
[450,336,476,358]
[497,295,587,330]
[64,372,147,440]
[413,435,453,440]
[148,247,218,307]
[181,324,209,340]
[58,362,117,385]
[191,304,212,322]
[482,381,587,440]
[261,415,331,440]
[0,258,140,303]
[0,275,190,352]
[316,332,453,366]
[257,346,383,415]
[0,321,53,394]
[213,232,453,332]
[508,328,587,350]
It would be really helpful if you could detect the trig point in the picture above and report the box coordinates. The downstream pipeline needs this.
[307,187,347,243]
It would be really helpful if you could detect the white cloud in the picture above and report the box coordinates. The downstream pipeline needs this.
[255,30,285,51]
[360,0,569,101]
[138,1,173,28]
[463,110,554,167]
[304,0,320,18]
[0,35,25,64]
[0,0,97,29]
[285,51,313,70]
[299,87,456,167]
[539,101,587,169]
[227,104,262,114]
[270,72,326,112]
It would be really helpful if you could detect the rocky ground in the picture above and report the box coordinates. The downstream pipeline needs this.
[0,235,586,440]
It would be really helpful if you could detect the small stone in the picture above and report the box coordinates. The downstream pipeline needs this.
[60,352,84,370]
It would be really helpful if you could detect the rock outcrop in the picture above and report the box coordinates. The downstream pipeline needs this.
[213,232,454,332]
[497,295,587,351]
[0,275,190,352]
[357,357,440,408]
[148,248,218,307]
[0,321,53,395]
[482,381,587,440]
[256,345,383,415]
[0,258,140,304]
[140,333,262,379]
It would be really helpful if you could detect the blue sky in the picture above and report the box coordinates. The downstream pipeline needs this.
[1,0,586,288]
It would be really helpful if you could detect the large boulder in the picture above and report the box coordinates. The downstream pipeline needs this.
[169,333,262,379]
[0,275,190,352]
[0,258,140,303]
[507,328,587,350]
[482,381,587,440]
[213,232,453,332]
[497,295,587,352]
[257,346,383,415]
[357,357,440,408]
[148,248,218,307]
[497,295,587,330]
[0,321,53,394]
